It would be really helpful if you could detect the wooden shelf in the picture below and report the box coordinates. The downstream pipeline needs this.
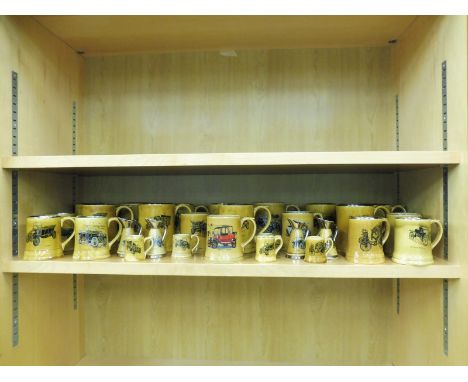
[1,151,461,175]
[2,254,461,279]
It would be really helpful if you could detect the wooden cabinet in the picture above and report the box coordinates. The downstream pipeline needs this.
[0,15,467,365]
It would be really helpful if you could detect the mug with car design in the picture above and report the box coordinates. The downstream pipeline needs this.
[392,217,443,266]
[254,202,285,236]
[24,215,65,260]
[145,218,168,259]
[346,216,390,264]
[206,215,256,262]
[180,212,208,254]
[286,219,310,259]
[384,212,422,256]
[336,204,389,255]
[172,233,200,258]
[255,233,283,263]
[281,211,314,251]
[138,203,191,252]
[117,218,142,258]
[219,204,271,254]
[61,215,123,260]
[123,234,154,262]
[304,236,334,263]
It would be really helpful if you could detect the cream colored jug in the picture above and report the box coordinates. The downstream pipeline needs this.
[286,219,310,260]
[145,218,168,259]
[117,218,142,258]
[317,218,339,259]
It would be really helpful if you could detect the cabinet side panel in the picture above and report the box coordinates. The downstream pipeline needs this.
[80,47,394,154]
[84,276,391,365]
[0,16,84,365]
[394,16,468,365]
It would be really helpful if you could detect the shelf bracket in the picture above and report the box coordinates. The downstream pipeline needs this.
[72,101,78,310]
[395,94,401,315]
[11,71,19,347]
[442,60,448,356]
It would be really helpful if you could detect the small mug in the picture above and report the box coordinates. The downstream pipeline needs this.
[304,236,333,263]
[255,233,283,263]
[24,215,65,260]
[124,234,154,262]
[179,212,208,254]
[172,233,200,258]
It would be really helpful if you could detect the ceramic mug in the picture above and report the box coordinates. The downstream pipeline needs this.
[255,233,283,263]
[373,204,407,218]
[254,202,285,235]
[145,218,168,259]
[346,216,390,264]
[392,217,443,266]
[304,236,333,263]
[219,204,271,254]
[384,212,422,256]
[123,234,153,262]
[281,211,315,251]
[117,218,142,257]
[62,215,123,260]
[206,215,256,262]
[336,204,388,255]
[172,233,200,258]
[180,212,208,254]
[24,215,65,260]
[138,203,191,252]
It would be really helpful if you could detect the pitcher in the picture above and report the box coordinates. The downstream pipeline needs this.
[117,218,142,258]
[317,218,339,259]
[145,218,168,259]
[286,219,310,260]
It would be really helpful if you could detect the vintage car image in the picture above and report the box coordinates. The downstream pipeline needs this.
[175,239,190,250]
[26,225,56,246]
[148,215,171,229]
[208,225,237,249]
[409,226,430,245]
[79,230,108,248]
[259,242,275,255]
[126,241,141,254]
[191,220,207,235]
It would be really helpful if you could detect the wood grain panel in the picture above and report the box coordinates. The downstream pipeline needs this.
[0,16,84,365]
[33,16,416,55]
[83,275,392,365]
[80,47,394,154]
[394,15,468,365]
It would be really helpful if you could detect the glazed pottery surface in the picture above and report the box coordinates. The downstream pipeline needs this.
[123,234,153,262]
[286,219,309,259]
[180,212,208,254]
[255,233,283,263]
[254,202,285,236]
[172,233,200,258]
[281,211,314,251]
[384,212,422,256]
[304,236,333,263]
[23,215,64,260]
[145,218,168,259]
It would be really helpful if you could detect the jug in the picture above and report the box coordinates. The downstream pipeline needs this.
[286,219,310,260]
[145,218,168,259]
[317,218,339,259]
[117,218,142,258]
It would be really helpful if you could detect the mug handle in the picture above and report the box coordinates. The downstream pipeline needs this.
[391,205,407,213]
[60,217,75,250]
[190,234,200,253]
[195,205,209,213]
[116,205,134,220]
[274,235,283,256]
[381,218,390,245]
[240,217,257,250]
[144,237,154,257]
[254,206,272,234]
[374,205,391,218]
[430,220,444,249]
[175,203,193,215]
[161,226,168,242]
[286,204,300,212]
[323,238,334,258]
[108,217,123,249]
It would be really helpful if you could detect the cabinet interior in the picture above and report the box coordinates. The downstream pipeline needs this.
[0,15,467,365]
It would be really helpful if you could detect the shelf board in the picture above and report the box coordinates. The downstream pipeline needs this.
[33,16,417,56]
[2,254,461,279]
[1,151,461,175]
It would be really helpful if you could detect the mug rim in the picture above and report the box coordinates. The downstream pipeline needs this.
[208,214,242,218]
[305,203,336,205]
[180,212,208,216]
[305,235,325,240]
[76,203,115,206]
[75,215,108,219]
[282,211,313,214]
[139,203,175,206]
[388,212,421,216]
[256,232,274,236]
[350,216,382,220]
[336,204,374,207]
[28,214,59,219]
[125,234,145,239]
[395,217,429,221]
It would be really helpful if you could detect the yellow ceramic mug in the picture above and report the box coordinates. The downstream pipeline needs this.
[172,233,200,258]
[219,204,271,254]
[304,236,334,264]
[281,211,315,251]
[254,202,285,235]
[61,215,123,260]
[336,204,388,255]
[123,234,154,262]
[255,233,283,263]
[392,217,443,266]
[180,212,208,254]
[206,215,256,262]
[384,212,422,256]
[373,204,407,218]
[346,216,390,264]
[24,215,65,260]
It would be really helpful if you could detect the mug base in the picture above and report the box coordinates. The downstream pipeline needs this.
[23,249,63,261]
[392,254,434,266]
[285,253,305,260]
[304,255,327,263]
[345,252,385,264]
[73,250,110,261]
[205,252,243,263]
[171,252,192,259]
[255,255,277,263]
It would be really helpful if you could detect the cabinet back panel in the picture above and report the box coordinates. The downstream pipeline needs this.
[84,276,391,365]
[80,47,394,154]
